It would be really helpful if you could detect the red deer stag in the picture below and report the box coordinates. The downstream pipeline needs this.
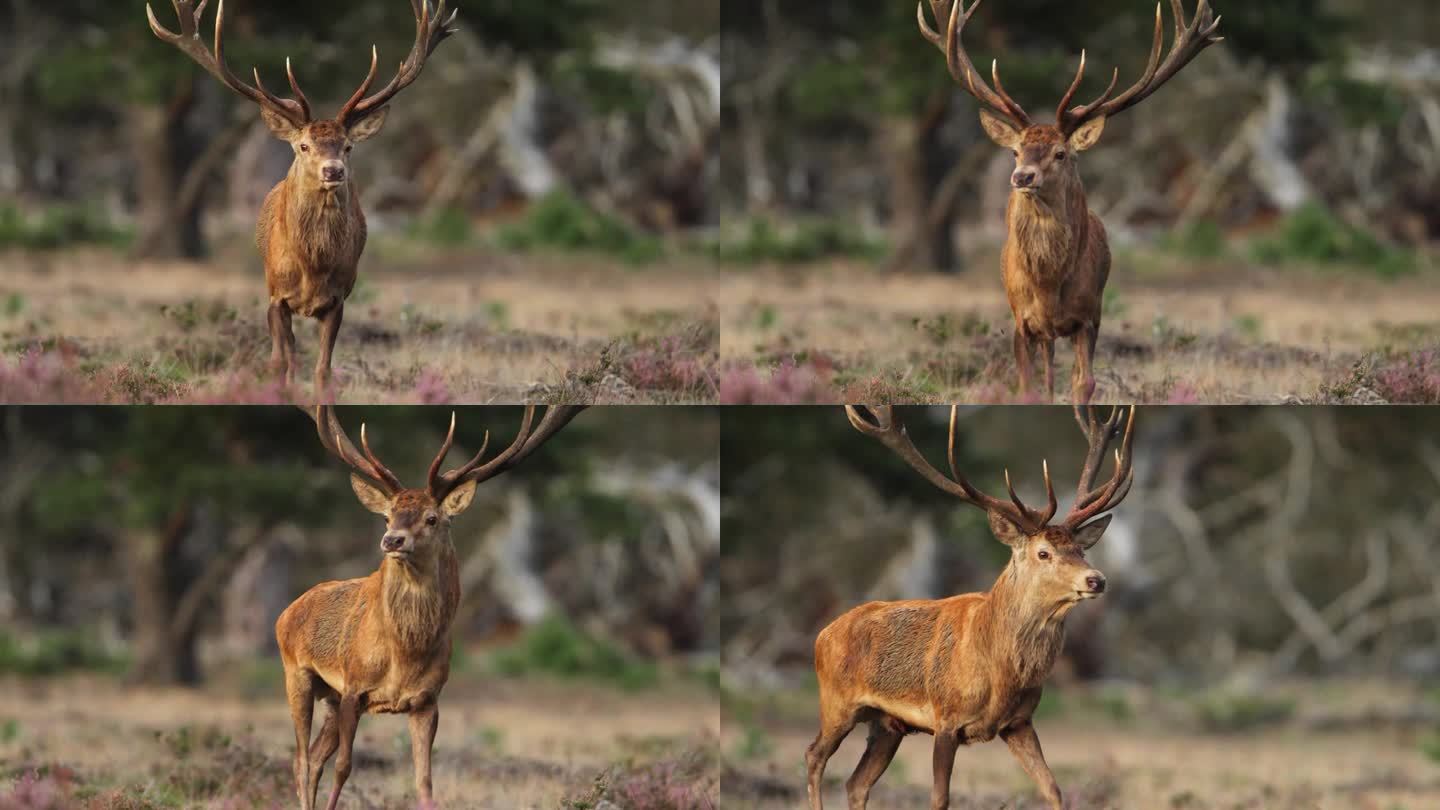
[918,0,1222,403]
[278,404,583,810]
[807,404,1136,810]
[147,0,458,393]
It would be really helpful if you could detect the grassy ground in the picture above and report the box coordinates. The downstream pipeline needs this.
[0,241,718,404]
[722,678,1440,809]
[0,668,718,809]
[717,254,1440,404]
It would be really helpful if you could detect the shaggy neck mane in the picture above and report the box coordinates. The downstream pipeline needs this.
[380,543,459,654]
[1007,179,1089,281]
[282,163,356,265]
[980,563,1072,686]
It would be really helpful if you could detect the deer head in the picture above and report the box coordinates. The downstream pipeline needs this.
[919,0,1222,203]
[147,0,458,194]
[310,405,582,569]
[846,405,1136,609]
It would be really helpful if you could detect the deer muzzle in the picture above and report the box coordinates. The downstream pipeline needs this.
[1011,167,1041,193]
[1078,569,1107,598]
[321,161,347,188]
[381,531,411,556]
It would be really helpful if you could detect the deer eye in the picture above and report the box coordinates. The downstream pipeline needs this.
[299,143,309,152]
[1037,549,1051,560]
[1055,151,1066,161]
[345,144,353,153]
[426,515,437,526]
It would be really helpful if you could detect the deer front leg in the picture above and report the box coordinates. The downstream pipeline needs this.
[315,301,344,400]
[306,702,339,810]
[410,701,440,804]
[1071,325,1098,405]
[323,695,360,810]
[285,670,316,810]
[268,301,297,387]
[1000,720,1062,810]
[1040,338,1056,402]
[1011,326,1033,398]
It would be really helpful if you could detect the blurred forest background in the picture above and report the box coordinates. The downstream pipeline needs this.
[0,405,719,808]
[717,0,1440,405]
[0,1,720,404]
[722,406,1440,808]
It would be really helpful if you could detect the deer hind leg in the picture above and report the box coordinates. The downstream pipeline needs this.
[805,705,858,810]
[929,728,961,810]
[285,669,316,810]
[1071,326,1098,405]
[306,700,340,810]
[323,695,361,810]
[1000,720,1062,810]
[845,718,904,810]
[409,701,440,803]
[314,301,344,401]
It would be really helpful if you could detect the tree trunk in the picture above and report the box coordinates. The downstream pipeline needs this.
[128,83,206,260]
[124,508,202,685]
[882,94,960,273]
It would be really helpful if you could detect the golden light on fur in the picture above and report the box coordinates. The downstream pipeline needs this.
[807,406,1136,810]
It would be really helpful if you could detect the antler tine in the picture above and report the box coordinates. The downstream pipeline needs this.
[430,406,587,499]
[917,0,1033,129]
[339,0,459,125]
[310,405,403,495]
[1004,460,1058,528]
[846,405,1040,532]
[1062,406,1138,528]
[1059,0,1222,134]
[147,0,309,128]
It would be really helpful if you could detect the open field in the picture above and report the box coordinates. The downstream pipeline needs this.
[722,679,1440,809]
[717,256,1440,404]
[0,670,719,809]
[0,244,718,404]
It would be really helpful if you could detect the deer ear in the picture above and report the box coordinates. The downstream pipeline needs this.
[979,110,1022,149]
[1073,514,1113,549]
[1067,116,1106,152]
[440,479,478,517]
[346,106,390,143]
[987,511,1028,547]
[260,108,303,142]
[350,474,391,516]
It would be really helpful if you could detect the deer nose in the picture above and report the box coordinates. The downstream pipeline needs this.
[1012,170,1037,188]
[1086,574,1107,593]
[322,163,346,183]
[381,532,407,552]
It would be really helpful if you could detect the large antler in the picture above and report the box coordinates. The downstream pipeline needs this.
[336,0,460,126]
[146,0,312,129]
[845,405,1056,533]
[425,406,585,501]
[1060,405,1137,528]
[311,404,405,496]
[1055,0,1222,135]
[917,0,1033,130]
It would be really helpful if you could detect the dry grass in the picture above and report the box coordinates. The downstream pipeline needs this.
[0,244,718,404]
[0,671,719,809]
[717,255,1440,403]
[722,679,1440,809]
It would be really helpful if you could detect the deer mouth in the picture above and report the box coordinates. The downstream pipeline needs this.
[1074,589,1102,600]
[386,549,412,561]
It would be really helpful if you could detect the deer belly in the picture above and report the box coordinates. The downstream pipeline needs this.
[365,685,439,715]
[858,693,936,733]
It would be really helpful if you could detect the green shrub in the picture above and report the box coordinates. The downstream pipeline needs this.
[707,218,886,265]
[0,202,132,250]
[409,206,474,246]
[1163,219,1226,259]
[496,190,664,265]
[1192,692,1295,733]
[1249,204,1417,277]
[490,615,658,690]
[0,628,128,676]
